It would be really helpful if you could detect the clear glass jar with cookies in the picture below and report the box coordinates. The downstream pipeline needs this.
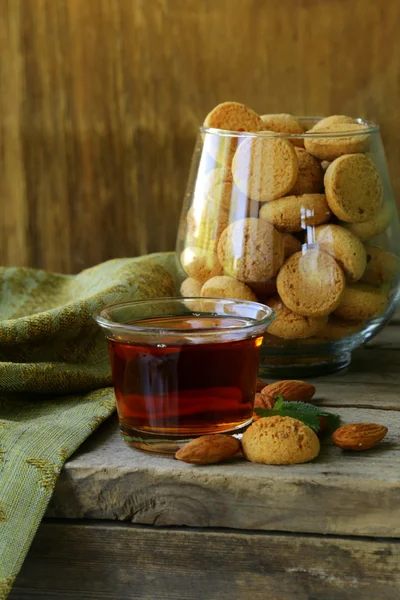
[176,103,400,376]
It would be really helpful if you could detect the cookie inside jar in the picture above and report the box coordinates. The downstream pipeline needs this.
[176,102,400,375]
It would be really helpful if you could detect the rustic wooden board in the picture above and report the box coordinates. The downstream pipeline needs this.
[1,0,400,271]
[47,404,400,538]
[11,521,400,600]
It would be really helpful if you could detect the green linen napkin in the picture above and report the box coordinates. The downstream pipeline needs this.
[0,253,176,599]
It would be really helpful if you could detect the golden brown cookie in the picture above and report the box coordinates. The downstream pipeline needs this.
[180,277,202,297]
[283,233,302,259]
[203,166,233,188]
[324,154,383,223]
[186,200,229,253]
[242,416,320,465]
[266,295,328,339]
[204,101,263,132]
[232,136,298,202]
[309,115,356,132]
[289,148,324,195]
[334,283,388,321]
[260,113,305,147]
[181,247,222,283]
[277,249,346,317]
[342,203,392,241]
[304,123,370,161]
[361,246,400,286]
[259,194,331,233]
[201,275,257,301]
[248,279,278,299]
[315,316,364,340]
[218,218,284,283]
[314,224,367,282]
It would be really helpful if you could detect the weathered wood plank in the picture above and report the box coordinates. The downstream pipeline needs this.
[11,521,400,600]
[47,407,400,538]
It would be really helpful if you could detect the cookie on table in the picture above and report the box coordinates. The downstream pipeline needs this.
[361,246,400,286]
[181,247,222,283]
[282,233,302,259]
[309,115,356,132]
[277,249,346,317]
[324,154,383,223]
[333,283,388,321]
[180,277,202,297]
[260,113,305,147]
[304,123,370,162]
[342,203,392,241]
[266,295,328,339]
[242,416,320,465]
[218,217,284,283]
[289,148,324,195]
[259,194,331,233]
[201,275,257,302]
[314,224,367,282]
[232,136,298,202]
[315,316,364,340]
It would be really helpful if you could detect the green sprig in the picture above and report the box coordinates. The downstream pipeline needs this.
[255,396,341,433]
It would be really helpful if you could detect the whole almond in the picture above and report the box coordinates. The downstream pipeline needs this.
[175,435,241,465]
[332,423,388,451]
[261,380,316,406]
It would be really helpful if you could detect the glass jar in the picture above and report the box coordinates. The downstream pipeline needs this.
[176,118,400,376]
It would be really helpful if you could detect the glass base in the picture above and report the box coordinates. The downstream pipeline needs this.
[120,420,252,455]
[258,351,351,378]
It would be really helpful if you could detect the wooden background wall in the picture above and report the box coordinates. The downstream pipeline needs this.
[1,0,400,273]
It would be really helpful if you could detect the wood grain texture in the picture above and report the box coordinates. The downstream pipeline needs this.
[47,404,400,537]
[1,0,400,271]
[11,521,400,600]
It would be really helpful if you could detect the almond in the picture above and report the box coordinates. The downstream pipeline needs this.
[175,434,241,465]
[261,380,316,405]
[332,423,388,451]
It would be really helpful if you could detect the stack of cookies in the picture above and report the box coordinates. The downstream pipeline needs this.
[179,102,400,341]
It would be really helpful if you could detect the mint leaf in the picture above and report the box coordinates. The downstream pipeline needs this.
[255,399,341,433]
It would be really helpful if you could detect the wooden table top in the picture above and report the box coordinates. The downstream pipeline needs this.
[47,319,400,540]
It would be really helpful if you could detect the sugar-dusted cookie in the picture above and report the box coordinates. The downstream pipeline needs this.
[334,283,388,321]
[277,249,345,317]
[267,295,328,339]
[290,148,324,195]
[314,224,367,282]
[181,247,222,283]
[204,101,263,132]
[260,113,305,147]
[259,194,331,232]
[343,203,392,241]
[324,154,383,223]
[242,416,320,465]
[201,275,257,302]
[304,123,370,161]
[218,218,284,282]
[232,136,298,202]
[361,246,400,286]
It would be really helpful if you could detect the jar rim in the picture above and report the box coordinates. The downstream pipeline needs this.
[200,116,379,138]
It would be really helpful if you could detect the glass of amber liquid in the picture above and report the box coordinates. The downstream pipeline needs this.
[96,298,275,454]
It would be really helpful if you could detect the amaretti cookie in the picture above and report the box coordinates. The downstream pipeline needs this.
[218,218,284,282]
[324,154,383,223]
[362,246,400,286]
[290,148,324,195]
[314,224,367,282]
[259,194,331,232]
[181,247,222,283]
[247,279,277,299]
[277,249,346,317]
[304,123,370,161]
[316,317,364,340]
[186,200,229,252]
[260,113,305,147]
[200,275,257,301]
[203,166,233,188]
[267,295,328,339]
[242,416,320,465]
[334,283,388,321]
[343,203,392,241]
[309,115,356,132]
[180,277,202,297]
[282,233,302,259]
[232,136,298,202]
